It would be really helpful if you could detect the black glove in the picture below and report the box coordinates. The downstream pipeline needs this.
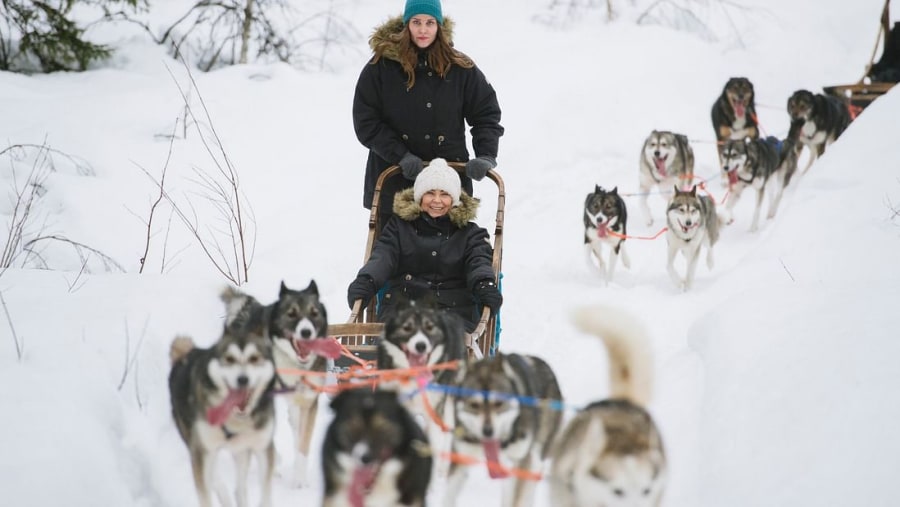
[474,279,502,315]
[347,275,377,309]
[398,152,424,180]
[465,156,496,181]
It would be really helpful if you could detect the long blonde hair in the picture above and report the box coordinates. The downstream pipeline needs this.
[375,24,474,89]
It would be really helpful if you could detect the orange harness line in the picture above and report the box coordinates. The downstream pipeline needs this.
[440,451,543,481]
[415,375,451,432]
[277,360,460,384]
[607,227,668,241]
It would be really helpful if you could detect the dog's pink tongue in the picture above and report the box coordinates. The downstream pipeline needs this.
[206,389,250,426]
[654,157,667,176]
[296,338,342,360]
[735,103,745,118]
[349,464,378,507]
[596,223,608,238]
[728,170,738,185]
[483,439,509,479]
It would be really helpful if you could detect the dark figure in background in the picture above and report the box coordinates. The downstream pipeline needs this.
[869,22,900,82]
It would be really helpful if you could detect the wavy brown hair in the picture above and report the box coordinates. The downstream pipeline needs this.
[375,24,474,89]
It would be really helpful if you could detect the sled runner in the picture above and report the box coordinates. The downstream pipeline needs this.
[329,162,505,363]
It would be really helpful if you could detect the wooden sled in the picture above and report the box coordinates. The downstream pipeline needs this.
[328,162,506,368]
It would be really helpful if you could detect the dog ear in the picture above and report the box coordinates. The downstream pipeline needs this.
[594,184,602,194]
[306,279,319,296]
[610,186,618,195]
[690,185,698,196]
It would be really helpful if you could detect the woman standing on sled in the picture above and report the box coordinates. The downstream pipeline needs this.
[352,0,504,229]
[346,159,502,332]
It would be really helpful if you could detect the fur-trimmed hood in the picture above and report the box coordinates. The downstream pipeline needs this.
[369,15,455,62]
[392,187,478,228]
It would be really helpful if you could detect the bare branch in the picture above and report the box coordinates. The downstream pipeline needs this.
[23,235,125,273]
[0,291,23,361]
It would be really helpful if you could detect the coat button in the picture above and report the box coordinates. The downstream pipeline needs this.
[438,135,445,143]
[424,134,430,140]
[428,72,433,76]
[426,102,432,108]
[402,134,408,140]
[431,251,437,256]
[405,274,412,280]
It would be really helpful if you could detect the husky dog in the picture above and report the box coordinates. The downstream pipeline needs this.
[787,89,851,173]
[720,137,782,231]
[446,352,563,507]
[322,389,432,507]
[665,185,719,291]
[377,300,467,472]
[766,135,802,221]
[583,185,631,285]
[549,306,667,507]
[712,77,759,182]
[222,281,335,488]
[168,322,277,507]
[638,130,695,226]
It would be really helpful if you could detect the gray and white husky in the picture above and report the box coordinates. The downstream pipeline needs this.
[720,137,781,232]
[584,185,631,285]
[549,305,667,507]
[222,281,336,488]
[446,352,563,507]
[377,300,467,480]
[666,185,719,291]
[639,130,695,226]
[168,320,277,507]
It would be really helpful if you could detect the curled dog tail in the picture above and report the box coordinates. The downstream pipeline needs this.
[571,305,654,407]
[169,335,195,365]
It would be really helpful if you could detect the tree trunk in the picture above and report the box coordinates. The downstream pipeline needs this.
[239,0,254,64]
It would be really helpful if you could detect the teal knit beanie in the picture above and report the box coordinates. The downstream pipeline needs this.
[403,0,443,24]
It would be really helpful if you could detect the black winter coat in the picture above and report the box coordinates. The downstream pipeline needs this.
[356,188,496,331]
[352,16,504,209]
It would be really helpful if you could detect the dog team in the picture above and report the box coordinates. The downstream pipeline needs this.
[163,77,852,507]
[168,272,666,507]
[585,77,852,290]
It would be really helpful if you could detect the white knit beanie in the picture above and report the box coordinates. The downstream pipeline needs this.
[413,158,461,206]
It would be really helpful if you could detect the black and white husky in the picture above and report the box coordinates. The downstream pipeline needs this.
[665,185,720,291]
[549,305,667,507]
[377,300,467,476]
[720,137,781,231]
[446,352,563,507]
[638,130,695,226]
[321,389,432,507]
[168,321,277,507]
[584,185,631,285]
[223,280,338,488]
[787,89,851,173]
